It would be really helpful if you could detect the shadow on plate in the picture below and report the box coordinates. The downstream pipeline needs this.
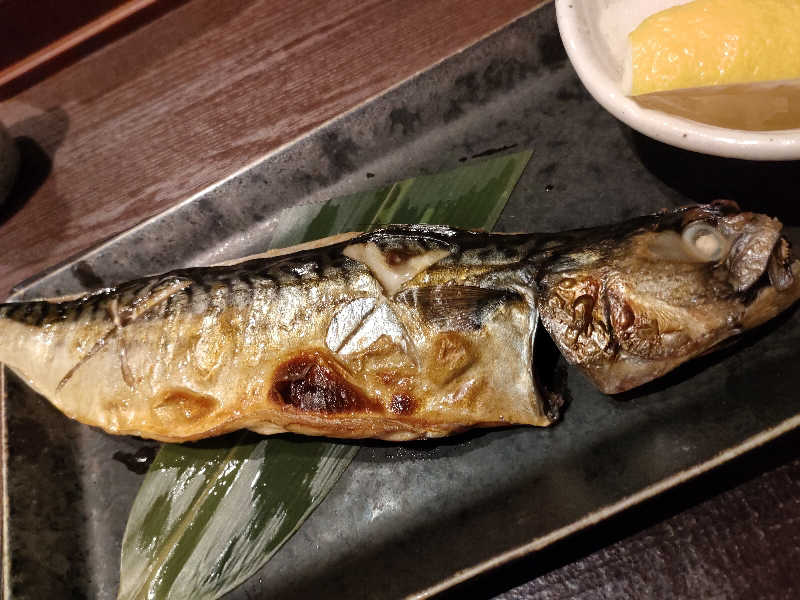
[625,127,800,227]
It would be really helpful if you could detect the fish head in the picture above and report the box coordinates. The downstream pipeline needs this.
[536,202,800,394]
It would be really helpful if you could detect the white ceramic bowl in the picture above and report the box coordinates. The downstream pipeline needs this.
[555,0,800,161]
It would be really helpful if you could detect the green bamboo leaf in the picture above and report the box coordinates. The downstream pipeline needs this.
[118,434,355,599]
[268,149,532,244]
[118,150,533,600]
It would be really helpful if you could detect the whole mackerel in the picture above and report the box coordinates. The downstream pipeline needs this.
[1,202,798,442]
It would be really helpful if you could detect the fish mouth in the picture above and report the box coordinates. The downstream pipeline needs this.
[695,251,800,363]
[729,236,795,310]
[765,235,795,292]
[739,250,800,332]
[725,213,800,333]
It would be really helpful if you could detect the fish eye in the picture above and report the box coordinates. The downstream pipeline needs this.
[682,222,727,262]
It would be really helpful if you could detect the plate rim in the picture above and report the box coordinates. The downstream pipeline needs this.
[413,412,800,598]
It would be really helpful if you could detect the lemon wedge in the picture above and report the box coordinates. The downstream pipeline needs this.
[624,0,800,130]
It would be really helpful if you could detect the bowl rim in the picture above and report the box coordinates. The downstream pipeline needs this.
[554,0,800,161]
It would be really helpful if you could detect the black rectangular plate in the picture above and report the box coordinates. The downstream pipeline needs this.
[3,4,799,598]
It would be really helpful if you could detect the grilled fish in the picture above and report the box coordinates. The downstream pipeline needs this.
[1,202,798,442]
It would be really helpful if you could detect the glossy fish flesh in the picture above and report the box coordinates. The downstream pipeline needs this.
[1,202,798,442]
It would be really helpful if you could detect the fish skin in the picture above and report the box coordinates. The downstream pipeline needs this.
[0,202,798,441]
[534,202,800,393]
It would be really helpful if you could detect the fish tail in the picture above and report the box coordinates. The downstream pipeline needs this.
[0,300,57,371]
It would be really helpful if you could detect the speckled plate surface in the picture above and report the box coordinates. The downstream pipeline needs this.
[3,4,799,598]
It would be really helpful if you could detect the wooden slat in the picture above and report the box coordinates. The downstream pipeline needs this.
[0,0,545,298]
[0,0,160,88]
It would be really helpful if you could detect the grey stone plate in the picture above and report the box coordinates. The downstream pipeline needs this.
[3,4,799,598]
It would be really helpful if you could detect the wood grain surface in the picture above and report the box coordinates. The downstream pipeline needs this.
[0,0,544,299]
[1,0,135,72]
[0,0,160,87]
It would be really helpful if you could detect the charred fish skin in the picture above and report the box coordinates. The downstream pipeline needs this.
[0,227,552,442]
[1,202,798,442]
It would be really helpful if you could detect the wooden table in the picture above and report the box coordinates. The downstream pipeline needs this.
[1,1,798,598]
[0,0,542,298]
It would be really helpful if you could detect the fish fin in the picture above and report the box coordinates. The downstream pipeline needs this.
[119,277,193,324]
[395,285,515,330]
[57,277,192,392]
[57,327,117,391]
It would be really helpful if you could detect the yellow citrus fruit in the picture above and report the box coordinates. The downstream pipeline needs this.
[624,0,800,130]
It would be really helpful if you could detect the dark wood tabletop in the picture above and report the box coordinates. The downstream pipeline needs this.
[1,1,798,598]
[0,0,542,298]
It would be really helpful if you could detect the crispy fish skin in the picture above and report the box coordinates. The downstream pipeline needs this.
[0,228,553,442]
[1,202,798,441]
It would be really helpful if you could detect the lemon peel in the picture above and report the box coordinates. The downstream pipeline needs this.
[624,0,800,130]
